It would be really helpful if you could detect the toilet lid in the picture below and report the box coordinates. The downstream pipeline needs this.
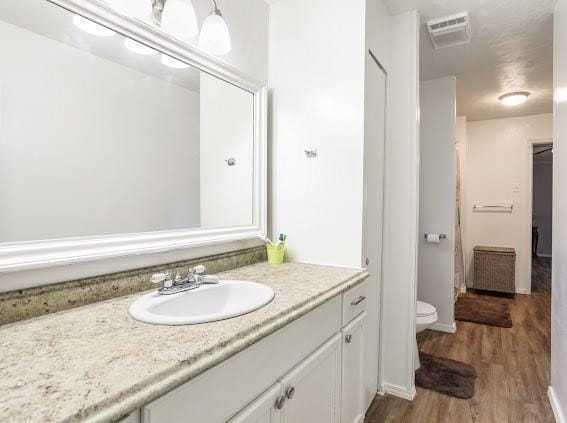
[417,301,436,317]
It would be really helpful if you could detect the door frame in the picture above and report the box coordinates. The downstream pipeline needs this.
[362,48,388,405]
[526,138,553,294]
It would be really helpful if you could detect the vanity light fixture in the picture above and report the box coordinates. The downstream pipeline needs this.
[160,53,190,69]
[152,0,199,41]
[498,91,530,106]
[73,15,116,37]
[199,0,232,55]
[124,38,157,55]
[105,0,233,57]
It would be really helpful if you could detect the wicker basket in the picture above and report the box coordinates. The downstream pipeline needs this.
[473,246,516,293]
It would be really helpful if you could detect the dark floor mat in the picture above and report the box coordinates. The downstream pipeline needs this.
[455,295,513,328]
[415,352,477,399]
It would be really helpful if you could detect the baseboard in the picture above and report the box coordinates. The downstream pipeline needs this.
[430,322,457,333]
[460,284,467,293]
[516,288,531,295]
[382,383,416,401]
[549,386,566,423]
[538,253,553,258]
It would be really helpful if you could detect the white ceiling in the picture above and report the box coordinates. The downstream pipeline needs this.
[384,0,556,121]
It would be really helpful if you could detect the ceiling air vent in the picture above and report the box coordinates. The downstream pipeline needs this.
[427,12,471,50]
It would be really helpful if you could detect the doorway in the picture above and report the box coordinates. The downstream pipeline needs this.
[531,142,553,292]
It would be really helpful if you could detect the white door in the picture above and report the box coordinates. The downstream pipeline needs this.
[228,383,283,423]
[361,50,386,409]
[341,312,367,423]
[280,334,342,423]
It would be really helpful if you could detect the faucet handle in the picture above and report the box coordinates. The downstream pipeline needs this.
[189,264,206,275]
[151,273,168,284]
[150,272,173,288]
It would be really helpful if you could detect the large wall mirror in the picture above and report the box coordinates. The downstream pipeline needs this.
[0,0,266,273]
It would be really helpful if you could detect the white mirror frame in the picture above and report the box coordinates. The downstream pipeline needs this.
[0,0,267,273]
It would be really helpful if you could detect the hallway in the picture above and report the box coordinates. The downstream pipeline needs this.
[366,258,553,422]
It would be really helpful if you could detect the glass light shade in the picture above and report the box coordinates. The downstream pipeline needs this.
[498,92,530,106]
[161,0,199,41]
[107,0,152,19]
[73,15,116,37]
[199,12,232,56]
[160,54,190,69]
[556,87,567,104]
[124,38,157,55]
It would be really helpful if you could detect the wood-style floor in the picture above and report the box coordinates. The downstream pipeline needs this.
[365,257,553,423]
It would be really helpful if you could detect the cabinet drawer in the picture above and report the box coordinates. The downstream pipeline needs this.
[342,281,367,326]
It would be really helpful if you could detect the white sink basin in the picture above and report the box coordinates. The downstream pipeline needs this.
[128,280,275,325]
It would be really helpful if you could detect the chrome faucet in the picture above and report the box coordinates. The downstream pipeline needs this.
[151,265,208,295]
[150,265,220,295]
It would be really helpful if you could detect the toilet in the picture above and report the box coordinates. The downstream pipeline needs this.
[414,300,438,369]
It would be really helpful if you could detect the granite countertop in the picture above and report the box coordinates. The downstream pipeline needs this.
[0,262,368,422]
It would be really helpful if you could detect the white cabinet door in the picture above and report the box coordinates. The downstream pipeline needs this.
[280,334,342,423]
[228,383,283,423]
[341,312,367,423]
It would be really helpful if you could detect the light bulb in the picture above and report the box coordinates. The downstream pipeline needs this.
[160,54,190,69]
[73,15,116,37]
[199,12,232,56]
[124,38,157,55]
[498,92,530,107]
[161,0,199,41]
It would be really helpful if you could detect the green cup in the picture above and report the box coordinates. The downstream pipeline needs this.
[267,243,285,264]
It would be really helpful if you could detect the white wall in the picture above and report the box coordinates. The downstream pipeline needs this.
[465,114,553,294]
[380,9,420,399]
[200,73,255,228]
[550,0,567,420]
[0,21,200,243]
[533,161,553,256]
[418,77,456,332]
[269,0,367,267]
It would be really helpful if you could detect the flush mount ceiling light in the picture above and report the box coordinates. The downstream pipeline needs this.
[199,0,232,56]
[73,15,116,37]
[160,53,190,69]
[124,38,157,55]
[153,0,199,41]
[499,91,531,106]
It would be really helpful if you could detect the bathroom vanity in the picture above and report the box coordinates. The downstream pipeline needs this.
[0,262,368,422]
[0,1,376,421]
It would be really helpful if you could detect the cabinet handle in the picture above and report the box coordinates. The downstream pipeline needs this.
[345,334,352,344]
[275,396,286,410]
[285,386,295,399]
[350,296,366,306]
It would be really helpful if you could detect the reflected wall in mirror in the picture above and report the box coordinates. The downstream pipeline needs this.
[0,0,255,244]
